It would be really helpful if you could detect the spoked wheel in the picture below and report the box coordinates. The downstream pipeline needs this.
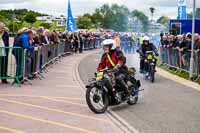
[86,87,109,114]
[150,65,155,83]
[127,87,139,105]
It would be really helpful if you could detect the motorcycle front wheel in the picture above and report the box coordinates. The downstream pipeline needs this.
[86,86,109,114]
[150,65,155,83]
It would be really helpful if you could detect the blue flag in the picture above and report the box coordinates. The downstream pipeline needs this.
[177,0,187,19]
[66,0,77,32]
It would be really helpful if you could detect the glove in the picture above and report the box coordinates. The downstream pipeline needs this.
[113,64,121,72]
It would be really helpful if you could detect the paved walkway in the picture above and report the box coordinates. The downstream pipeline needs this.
[0,50,121,133]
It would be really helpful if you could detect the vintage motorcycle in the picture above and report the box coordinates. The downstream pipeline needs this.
[85,68,142,114]
[144,51,157,83]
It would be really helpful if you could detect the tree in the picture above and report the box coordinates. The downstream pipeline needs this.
[7,20,20,33]
[76,14,95,29]
[157,16,169,25]
[187,8,200,19]
[196,8,200,18]
[0,14,5,21]
[187,12,193,19]
[40,22,51,29]
[90,4,130,31]
[23,12,37,23]
[131,10,149,32]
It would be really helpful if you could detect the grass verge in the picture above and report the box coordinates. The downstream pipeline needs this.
[159,64,200,85]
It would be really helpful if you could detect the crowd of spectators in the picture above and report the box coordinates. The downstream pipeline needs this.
[160,33,200,75]
[0,22,107,85]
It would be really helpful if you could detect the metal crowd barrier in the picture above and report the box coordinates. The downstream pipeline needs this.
[160,47,200,80]
[23,42,72,81]
[83,38,100,50]
[0,39,100,86]
[0,47,24,85]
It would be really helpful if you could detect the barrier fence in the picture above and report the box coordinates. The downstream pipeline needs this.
[160,47,200,81]
[0,39,100,86]
[0,47,24,84]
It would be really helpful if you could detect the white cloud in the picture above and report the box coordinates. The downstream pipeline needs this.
[0,0,199,19]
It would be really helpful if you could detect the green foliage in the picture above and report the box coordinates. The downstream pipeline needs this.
[159,63,200,85]
[187,8,200,19]
[77,4,132,32]
[196,8,200,19]
[187,13,193,19]
[131,10,149,32]
[39,22,51,29]
[7,20,20,33]
[0,9,49,31]
[0,14,5,22]
[24,12,37,23]
[77,13,95,29]
[157,16,169,25]
[0,9,47,22]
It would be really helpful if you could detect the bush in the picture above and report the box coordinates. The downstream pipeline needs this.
[24,12,37,23]
[40,22,51,29]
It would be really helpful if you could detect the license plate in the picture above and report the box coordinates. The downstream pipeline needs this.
[96,72,103,79]
[147,54,153,60]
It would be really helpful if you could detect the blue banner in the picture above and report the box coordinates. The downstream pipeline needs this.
[178,6,187,19]
[66,0,77,32]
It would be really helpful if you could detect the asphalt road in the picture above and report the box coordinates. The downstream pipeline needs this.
[0,51,121,133]
[79,52,200,133]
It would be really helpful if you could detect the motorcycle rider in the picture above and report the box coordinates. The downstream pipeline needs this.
[97,39,130,97]
[137,36,158,73]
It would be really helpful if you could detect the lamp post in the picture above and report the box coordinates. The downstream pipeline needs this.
[189,0,196,79]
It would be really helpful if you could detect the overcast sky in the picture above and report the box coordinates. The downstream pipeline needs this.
[0,0,199,19]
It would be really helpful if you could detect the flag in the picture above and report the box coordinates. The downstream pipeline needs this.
[177,0,187,19]
[66,0,77,32]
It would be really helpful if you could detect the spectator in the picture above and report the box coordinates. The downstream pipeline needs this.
[194,34,200,75]
[12,29,35,83]
[79,32,83,53]
[43,29,50,44]
[0,22,9,84]
[73,32,79,53]
[184,33,192,68]
[176,35,186,68]
[168,35,178,67]
[160,35,169,64]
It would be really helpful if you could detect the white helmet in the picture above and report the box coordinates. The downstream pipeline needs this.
[101,39,115,47]
[143,36,150,41]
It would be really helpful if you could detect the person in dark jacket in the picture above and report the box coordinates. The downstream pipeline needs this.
[176,35,187,68]
[79,32,83,53]
[12,29,35,83]
[0,22,9,84]
[194,34,200,75]
[140,36,158,73]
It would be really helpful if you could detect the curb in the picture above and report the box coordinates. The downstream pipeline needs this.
[73,50,140,133]
[157,68,200,92]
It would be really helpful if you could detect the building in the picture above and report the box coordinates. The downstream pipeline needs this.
[36,15,66,27]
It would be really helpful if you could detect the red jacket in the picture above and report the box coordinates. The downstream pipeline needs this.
[97,49,126,71]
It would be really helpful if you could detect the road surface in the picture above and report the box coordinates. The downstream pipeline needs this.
[79,52,200,133]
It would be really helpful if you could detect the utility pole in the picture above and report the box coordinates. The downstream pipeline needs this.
[12,9,15,36]
[189,0,196,79]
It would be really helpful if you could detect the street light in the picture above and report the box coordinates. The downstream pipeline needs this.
[149,7,155,21]
[189,0,196,79]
